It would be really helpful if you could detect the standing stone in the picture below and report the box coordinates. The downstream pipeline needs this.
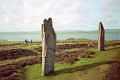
[41,18,56,76]
[98,22,105,51]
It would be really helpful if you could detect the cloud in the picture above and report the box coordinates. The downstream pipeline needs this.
[102,0,120,28]
[0,0,119,32]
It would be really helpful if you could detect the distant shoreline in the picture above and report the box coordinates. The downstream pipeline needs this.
[0,29,120,41]
[0,28,120,33]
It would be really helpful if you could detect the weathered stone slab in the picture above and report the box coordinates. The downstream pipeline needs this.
[41,18,56,76]
[98,22,105,51]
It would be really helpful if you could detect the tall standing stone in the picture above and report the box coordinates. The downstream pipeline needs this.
[98,22,105,51]
[41,18,56,76]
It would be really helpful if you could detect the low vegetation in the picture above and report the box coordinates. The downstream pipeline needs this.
[0,40,120,80]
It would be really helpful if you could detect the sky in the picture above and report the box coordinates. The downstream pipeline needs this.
[0,0,120,32]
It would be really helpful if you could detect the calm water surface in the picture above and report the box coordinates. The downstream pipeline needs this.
[0,31,119,41]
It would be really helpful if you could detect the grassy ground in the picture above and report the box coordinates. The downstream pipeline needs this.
[0,40,120,80]
[24,46,120,80]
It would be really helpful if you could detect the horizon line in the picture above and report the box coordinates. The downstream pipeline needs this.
[0,28,120,33]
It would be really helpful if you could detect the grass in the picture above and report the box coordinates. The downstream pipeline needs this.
[0,40,120,80]
[24,46,120,80]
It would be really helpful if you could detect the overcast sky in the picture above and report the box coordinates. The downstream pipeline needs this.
[0,0,120,32]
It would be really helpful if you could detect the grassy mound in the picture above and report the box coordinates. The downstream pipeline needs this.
[24,47,120,80]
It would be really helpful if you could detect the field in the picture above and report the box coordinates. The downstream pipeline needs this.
[0,40,120,80]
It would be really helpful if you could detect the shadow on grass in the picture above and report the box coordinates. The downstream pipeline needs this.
[105,46,120,51]
[48,61,120,76]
